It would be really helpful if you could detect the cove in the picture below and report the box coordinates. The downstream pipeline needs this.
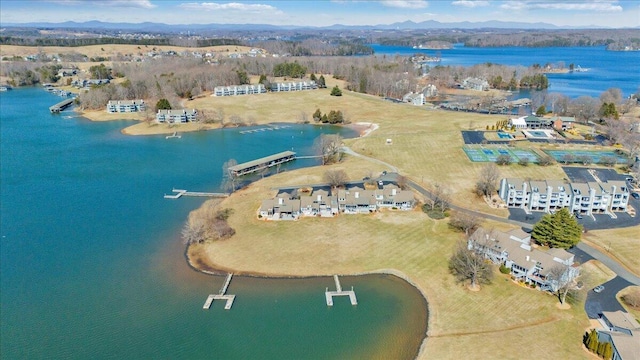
[0,87,428,359]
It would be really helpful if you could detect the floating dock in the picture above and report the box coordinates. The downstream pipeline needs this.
[227,151,296,177]
[203,273,235,310]
[49,98,74,113]
[164,189,229,199]
[325,275,357,306]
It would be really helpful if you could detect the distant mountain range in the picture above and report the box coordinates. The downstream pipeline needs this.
[3,19,617,32]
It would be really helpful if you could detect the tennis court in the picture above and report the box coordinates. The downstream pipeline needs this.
[463,146,540,162]
[544,149,629,164]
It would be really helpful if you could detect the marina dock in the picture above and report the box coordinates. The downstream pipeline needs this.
[325,275,357,306]
[49,98,74,113]
[164,189,229,199]
[203,273,235,310]
[227,151,296,177]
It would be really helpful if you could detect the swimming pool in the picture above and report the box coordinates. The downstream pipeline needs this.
[497,132,513,139]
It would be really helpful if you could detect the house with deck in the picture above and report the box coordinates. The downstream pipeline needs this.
[107,100,146,113]
[499,178,629,216]
[156,109,198,123]
[468,227,579,292]
[270,80,317,92]
[462,77,489,91]
[597,311,640,360]
[213,84,266,96]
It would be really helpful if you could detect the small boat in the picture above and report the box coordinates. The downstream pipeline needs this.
[165,131,181,139]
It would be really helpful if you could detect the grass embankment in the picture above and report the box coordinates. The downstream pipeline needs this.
[583,227,640,277]
[188,159,619,359]
[617,286,640,321]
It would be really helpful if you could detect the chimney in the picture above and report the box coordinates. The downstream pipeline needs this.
[278,198,283,205]
[526,255,530,262]
[317,195,322,202]
[355,192,359,198]
[392,188,397,195]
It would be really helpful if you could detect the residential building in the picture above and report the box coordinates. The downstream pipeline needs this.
[402,92,425,106]
[597,311,640,360]
[462,77,489,91]
[213,84,266,96]
[468,227,579,292]
[548,116,576,131]
[258,184,415,220]
[270,80,317,92]
[507,116,528,129]
[499,178,629,216]
[422,84,438,98]
[156,109,198,123]
[107,100,146,113]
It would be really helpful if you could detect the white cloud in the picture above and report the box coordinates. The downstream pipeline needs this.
[500,1,622,12]
[380,0,429,9]
[46,0,156,8]
[452,0,489,7]
[178,2,281,12]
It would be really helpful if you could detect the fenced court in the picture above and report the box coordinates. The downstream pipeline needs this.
[463,145,539,162]
[544,149,629,164]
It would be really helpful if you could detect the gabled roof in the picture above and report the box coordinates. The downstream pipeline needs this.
[602,311,640,331]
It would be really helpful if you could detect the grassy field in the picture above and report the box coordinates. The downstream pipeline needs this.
[186,159,619,359]
[0,44,255,59]
[617,286,640,321]
[583,227,640,277]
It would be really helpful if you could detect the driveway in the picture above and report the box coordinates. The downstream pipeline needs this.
[583,276,632,319]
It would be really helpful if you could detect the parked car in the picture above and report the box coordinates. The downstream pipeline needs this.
[575,213,583,219]
[632,192,640,200]
[593,285,605,293]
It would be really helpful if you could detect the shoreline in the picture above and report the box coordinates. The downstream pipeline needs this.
[183,243,430,360]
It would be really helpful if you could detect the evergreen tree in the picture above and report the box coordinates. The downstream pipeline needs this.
[587,329,599,352]
[318,75,326,88]
[602,342,612,360]
[310,73,317,82]
[532,208,582,248]
[536,105,547,116]
[597,342,606,357]
[156,98,171,111]
[330,85,342,96]
[312,108,322,122]
[321,113,328,123]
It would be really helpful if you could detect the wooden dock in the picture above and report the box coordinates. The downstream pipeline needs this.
[49,98,74,113]
[325,275,357,306]
[227,151,296,177]
[203,273,235,310]
[164,189,229,199]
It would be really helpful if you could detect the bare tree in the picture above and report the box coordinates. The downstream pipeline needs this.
[323,169,349,189]
[449,240,493,290]
[181,220,206,245]
[546,265,580,304]
[475,163,500,197]
[429,183,451,214]
[449,211,482,235]
[314,134,343,165]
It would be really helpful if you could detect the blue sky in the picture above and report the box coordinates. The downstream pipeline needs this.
[1,0,638,27]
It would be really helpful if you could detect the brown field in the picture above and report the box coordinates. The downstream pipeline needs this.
[617,286,640,321]
[186,159,625,359]
[0,44,255,59]
[583,227,640,277]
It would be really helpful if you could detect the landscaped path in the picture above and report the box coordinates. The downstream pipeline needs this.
[341,146,640,286]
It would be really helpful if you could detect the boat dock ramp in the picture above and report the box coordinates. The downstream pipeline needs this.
[164,189,229,199]
[325,275,357,306]
[203,273,235,310]
[239,125,291,134]
[49,98,75,113]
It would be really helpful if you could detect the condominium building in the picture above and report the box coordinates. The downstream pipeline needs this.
[499,178,629,216]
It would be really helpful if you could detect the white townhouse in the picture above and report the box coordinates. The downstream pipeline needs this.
[499,178,629,216]
[468,228,579,292]
[213,84,266,97]
[107,100,146,113]
[259,184,415,220]
[156,109,198,123]
[270,80,317,92]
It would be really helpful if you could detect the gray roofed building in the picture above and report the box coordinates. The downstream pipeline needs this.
[597,311,640,360]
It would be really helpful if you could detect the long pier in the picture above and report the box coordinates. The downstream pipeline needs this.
[49,98,74,113]
[325,275,357,306]
[203,273,235,310]
[228,151,296,177]
[164,189,229,199]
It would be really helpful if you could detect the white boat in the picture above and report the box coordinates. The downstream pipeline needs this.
[573,65,589,72]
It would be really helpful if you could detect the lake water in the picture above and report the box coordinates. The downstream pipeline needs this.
[0,88,428,359]
[372,44,640,98]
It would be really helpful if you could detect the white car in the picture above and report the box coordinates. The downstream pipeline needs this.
[593,285,605,293]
